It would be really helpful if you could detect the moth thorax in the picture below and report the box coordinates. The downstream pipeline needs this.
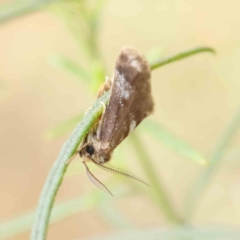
[97,148,112,164]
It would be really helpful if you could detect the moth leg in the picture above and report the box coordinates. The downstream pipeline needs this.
[96,76,112,98]
[96,101,106,140]
[66,142,87,165]
[84,107,92,116]
[104,76,112,89]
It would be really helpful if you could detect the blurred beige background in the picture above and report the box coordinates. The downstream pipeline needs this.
[1,0,240,239]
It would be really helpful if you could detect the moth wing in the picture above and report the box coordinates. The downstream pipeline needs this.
[100,46,154,151]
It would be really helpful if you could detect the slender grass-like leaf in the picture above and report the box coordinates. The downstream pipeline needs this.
[150,47,215,70]
[0,190,102,240]
[184,105,240,219]
[44,112,83,139]
[87,227,240,240]
[0,0,61,23]
[49,55,91,83]
[90,60,107,93]
[130,133,183,224]
[141,120,208,165]
[1,176,135,240]
[98,186,135,229]
[31,92,109,240]
[0,0,24,12]
[146,46,163,64]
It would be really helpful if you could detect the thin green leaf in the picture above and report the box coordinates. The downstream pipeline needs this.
[49,55,91,83]
[141,120,208,165]
[146,46,163,64]
[87,227,240,240]
[3,172,136,240]
[90,60,106,93]
[1,191,102,240]
[87,0,105,57]
[0,0,24,12]
[0,0,61,23]
[184,105,240,219]
[44,112,83,139]
[88,0,106,31]
[130,132,183,224]
[150,47,215,70]
[98,186,135,229]
[31,92,109,240]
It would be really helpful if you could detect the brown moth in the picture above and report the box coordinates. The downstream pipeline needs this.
[69,46,154,195]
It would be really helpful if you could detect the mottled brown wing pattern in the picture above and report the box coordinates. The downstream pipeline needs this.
[73,46,154,194]
[99,46,154,153]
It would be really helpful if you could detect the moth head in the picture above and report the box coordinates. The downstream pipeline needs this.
[79,144,112,164]
[79,144,95,160]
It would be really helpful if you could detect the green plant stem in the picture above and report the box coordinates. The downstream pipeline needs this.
[185,105,240,220]
[150,47,215,70]
[31,92,109,240]
[130,132,183,224]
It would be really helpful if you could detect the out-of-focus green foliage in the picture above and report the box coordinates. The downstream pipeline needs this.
[185,104,240,219]
[1,191,101,240]
[0,0,61,23]
[44,112,83,139]
[49,55,91,83]
[142,120,207,165]
[88,228,240,240]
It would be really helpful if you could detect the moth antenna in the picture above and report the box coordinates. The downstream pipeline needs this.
[82,161,113,196]
[93,161,149,186]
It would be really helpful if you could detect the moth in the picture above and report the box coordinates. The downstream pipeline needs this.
[69,46,154,195]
